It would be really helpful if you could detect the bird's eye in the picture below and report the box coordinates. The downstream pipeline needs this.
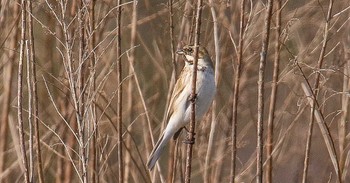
[188,48,193,53]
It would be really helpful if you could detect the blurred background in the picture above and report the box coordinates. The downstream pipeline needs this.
[0,0,349,182]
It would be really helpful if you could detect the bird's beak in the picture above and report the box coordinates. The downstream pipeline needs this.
[176,49,184,55]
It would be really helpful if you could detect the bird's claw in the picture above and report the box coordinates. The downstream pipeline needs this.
[182,132,196,144]
[188,93,197,102]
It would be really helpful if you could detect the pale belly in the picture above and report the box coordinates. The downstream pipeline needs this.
[183,68,216,124]
[164,66,216,134]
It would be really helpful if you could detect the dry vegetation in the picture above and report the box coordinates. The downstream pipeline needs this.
[0,0,350,182]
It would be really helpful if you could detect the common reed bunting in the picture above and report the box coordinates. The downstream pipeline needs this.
[147,45,216,170]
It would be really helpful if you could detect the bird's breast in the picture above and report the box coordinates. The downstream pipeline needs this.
[195,68,216,118]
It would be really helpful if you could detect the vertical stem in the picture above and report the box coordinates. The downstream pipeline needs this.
[124,1,132,182]
[63,117,78,183]
[184,0,202,182]
[26,40,34,183]
[340,23,350,182]
[257,0,273,183]
[230,1,245,183]
[125,2,139,182]
[187,0,196,44]
[116,0,123,182]
[58,0,85,181]
[204,0,220,182]
[78,0,86,121]
[27,0,44,181]
[300,81,340,183]
[88,0,97,182]
[265,0,281,182]
[18,0,30,182]
[169,0,177,79]
[302,0,336,182]
[77,1,88,182]
[0,2,18,178]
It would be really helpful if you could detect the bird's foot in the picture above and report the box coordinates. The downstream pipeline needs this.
[188,93,197,102]
[182,133,196,144]
[182,138,195,144]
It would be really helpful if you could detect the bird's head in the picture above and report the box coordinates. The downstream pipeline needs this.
[176,45,213,67]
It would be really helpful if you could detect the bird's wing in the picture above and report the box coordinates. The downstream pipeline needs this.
[164,68,189,124]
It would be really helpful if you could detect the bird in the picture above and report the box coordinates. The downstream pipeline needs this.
[146,45,216,170]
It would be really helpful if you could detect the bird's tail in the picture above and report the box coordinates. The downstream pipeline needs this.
[147,132,171,170]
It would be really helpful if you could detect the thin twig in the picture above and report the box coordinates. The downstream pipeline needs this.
[116,0,123,182]
[257,0,273,182]
[340,24,350,181]
[230,1,245,182]
[25,40,34,183]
